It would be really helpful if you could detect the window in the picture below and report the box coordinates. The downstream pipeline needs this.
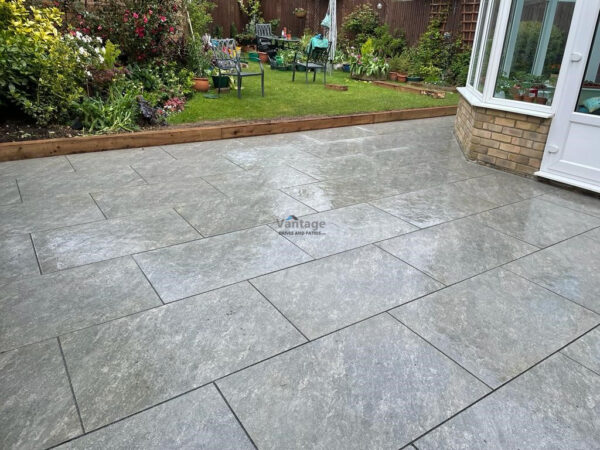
[493,0,575,106]
[476,0,501,92]
[575,16,600,115]
[468,0,490,87]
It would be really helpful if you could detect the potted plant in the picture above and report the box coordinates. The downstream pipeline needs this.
[294,7,307,18]
[258,51,269,63]
[210,67,231,89]
[186,40,211,93]
[389,52,412,83]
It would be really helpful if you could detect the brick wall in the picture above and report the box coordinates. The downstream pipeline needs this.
[454,94,551,176]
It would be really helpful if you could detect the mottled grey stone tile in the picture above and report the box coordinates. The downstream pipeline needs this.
[271,203,416,258]
[33,209,200,273]
[57,384,254,450]
[0,156,73,179]
[217,314,489,450]
[156,141,235,159]
[203,165,317,197]
[378,218,537,285]
[416,354,600,450]
[225,146,319,170]
[66,147,173,172]
[357,116,454,135]
[0,340,82,449]
[303,125,375,141]
[252,245,442,339]
[0,257,160,352]
[506,235,600,313]
[538,189,600,218]
[91,180,224,218]
[453,172,554,205]
[562,328,600,374]
[0,234,39,286]
[0,195,105,234]
[282,175,404,211]
[303,134,408,158]
[375,162,467,192]
[584,227,600,243]
[371,184,498,228]
[231,131,313,148]
[17,168,145,201]
[134,226,312,302]
[393,268,598,387]
[0,178,20,205]
[474,198,600,248]
[288,154,380,180]
[61,282,305,431]
[177,190,314,237]
[132,157,242,184]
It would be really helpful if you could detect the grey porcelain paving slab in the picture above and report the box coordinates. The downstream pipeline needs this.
[66,147,173,172]
[282,175,404,211]
[303,125,375,142]
[0,155,73,179]
[203,165,317,197]
[61,282,306,431]
[474,198,600,248]
[224,145,319,170]
[303,134,408,158]
[134,226,312,302]
[288,153,382,180]
[378,218,537,285]
[217,314,489,450]
[0,195,105,234]
[230,131,313,148]
[131,157,242,184]
[0,257,161,352]
[0,234,39,286]
[583,226,600,243]
[453,172,554,205]
[0,340,82,449]
[506,235,600,313]
[562,328,600,374]
[357,116,454,135]
[538,189,600,217]
[91,180,224,218]
[392,268,599,388]
[416,354,600,450]
[270,203,416,258]
[176,190,314,237]
[371,184,498,228]
[57,385,254,450]
[0,178,20,205]
[252,245,442,339]
[17,168,146,201]
[32,209,200,273]
[155,141,234,159]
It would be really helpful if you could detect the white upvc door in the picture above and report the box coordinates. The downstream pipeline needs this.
[538,0,600,193]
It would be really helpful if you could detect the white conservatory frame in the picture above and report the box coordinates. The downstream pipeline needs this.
[459,0,580,119]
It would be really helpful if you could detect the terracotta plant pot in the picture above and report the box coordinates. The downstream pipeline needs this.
[397,74,407,83]
[522,96,534,102]
[192,77,209,92]
[512,94,523,100]
[534,97,548,105]
[258,52,269,63]
[389,72,398,81]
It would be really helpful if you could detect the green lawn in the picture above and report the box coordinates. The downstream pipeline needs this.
[169,62,458,125]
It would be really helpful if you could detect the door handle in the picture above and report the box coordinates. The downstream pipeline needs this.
[546,144,559,154]
[570,52,583,62]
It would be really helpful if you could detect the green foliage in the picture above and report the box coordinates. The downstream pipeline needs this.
[77,82,139,133]
[388,51,413,74]
[127,63,193,103]
[187,0,215,38]
[0,0,86,125]
[237,0,262,22]
[371,25,405,58]
[101,40,121,69]
[448,47,471,86]
[510,21,566,76]
[185,38,212,77]
[342,3,380,47]
[350,38,389,78]
[230,22,238,38]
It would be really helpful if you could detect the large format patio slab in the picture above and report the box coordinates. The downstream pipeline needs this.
[1,116,599,449]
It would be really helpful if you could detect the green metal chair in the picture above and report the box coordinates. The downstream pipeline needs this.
[211,38,264,98]
[292,43,332,85]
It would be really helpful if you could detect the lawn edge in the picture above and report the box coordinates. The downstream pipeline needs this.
[0,106,456,162]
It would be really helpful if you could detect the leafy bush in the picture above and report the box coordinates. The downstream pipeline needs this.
[77,84,139,133]
[349,38,389,79]
[389,51,413,74]
[342,3,380,47]
[0,0,87,124]
[127,63,193,104]
[371,25,406,58]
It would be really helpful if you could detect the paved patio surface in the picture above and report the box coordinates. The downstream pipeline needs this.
[1,116,600,449]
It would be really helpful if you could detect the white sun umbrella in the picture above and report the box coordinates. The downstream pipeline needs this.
[322,0,337,73]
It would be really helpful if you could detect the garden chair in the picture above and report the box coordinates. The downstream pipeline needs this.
[211,38,264,99]
[292,42,332,85]
[255,24,277,56]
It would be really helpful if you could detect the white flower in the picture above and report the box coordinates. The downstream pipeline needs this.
[86,70,92,77]
[98,55,104,63]
[75,31,82,39]
[96,37,103,43]
[79,47,89,57]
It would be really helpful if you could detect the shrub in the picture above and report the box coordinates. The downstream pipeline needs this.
[342,3,379,47]
[77,84,139,133]
[371,25,406,58]
[0,0,87,125]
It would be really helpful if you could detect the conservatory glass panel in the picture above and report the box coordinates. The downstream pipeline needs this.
[575,16,600,115]
[494,0,576,106]
[468,0,489,87]
[476,0,500,92]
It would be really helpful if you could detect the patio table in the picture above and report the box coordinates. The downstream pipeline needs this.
[271,36,301,49]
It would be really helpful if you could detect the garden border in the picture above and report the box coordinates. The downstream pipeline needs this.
[0,106,456,162]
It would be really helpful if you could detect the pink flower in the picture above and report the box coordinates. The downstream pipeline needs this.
[133,12,139,18]
[148,9,153,15]
[169,26,175,33]
[97,25,102,30]
[143,16,148,23]
[160,16,167,22]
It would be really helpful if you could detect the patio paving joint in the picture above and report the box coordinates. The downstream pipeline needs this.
[213,382,259,450]
[172,208,206,238]
[560,342,600,378]
[386,312,494,390]
[57,337,86,434]
[15,178,23,203]
[88,193,108,219]
[28,232,43,276]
